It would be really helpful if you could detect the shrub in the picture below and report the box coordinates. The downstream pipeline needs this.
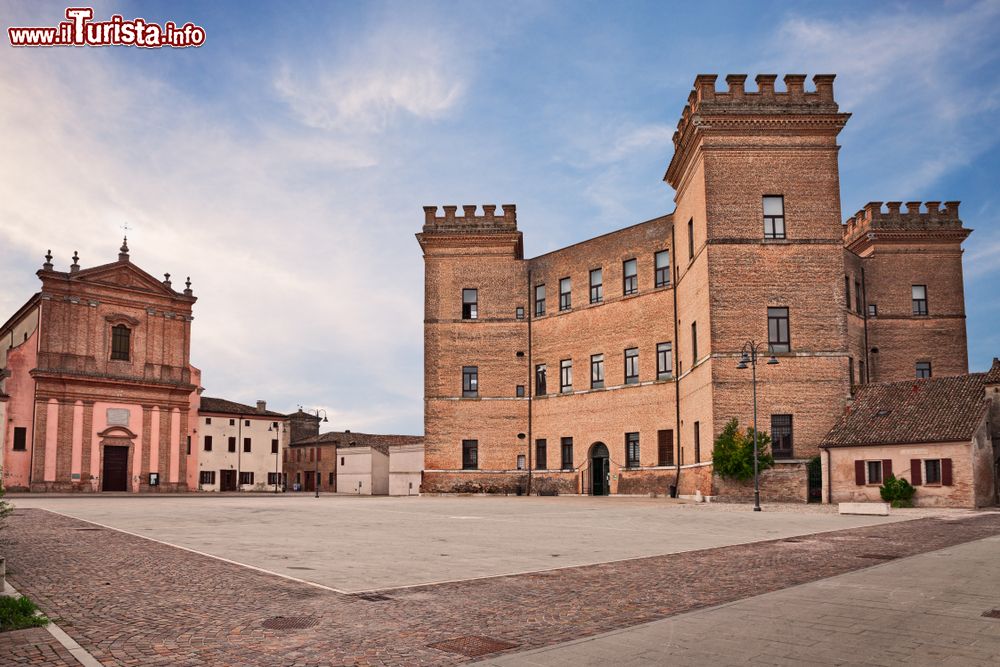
[0,595,49,632]
[712,418,774,482]
[879,474,915,508]
[0,479,12,528]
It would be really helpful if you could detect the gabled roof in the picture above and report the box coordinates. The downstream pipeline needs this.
[199,396,287,418]
[43,261,191,300]
[290,431,423,448]
[820,373,990,448]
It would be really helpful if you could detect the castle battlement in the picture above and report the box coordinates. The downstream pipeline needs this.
[422,204,517,233]
[843,201,963,243]
[672,74,839,150]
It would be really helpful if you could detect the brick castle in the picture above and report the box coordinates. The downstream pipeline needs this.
[417,74,971,500]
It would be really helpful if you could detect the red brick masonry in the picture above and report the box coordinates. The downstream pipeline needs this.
[4,508,1000,666]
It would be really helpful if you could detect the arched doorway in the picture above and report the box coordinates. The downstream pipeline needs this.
[98,426,137,493]
[589,442,610,496]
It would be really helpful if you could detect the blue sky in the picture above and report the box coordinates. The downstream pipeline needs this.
[2,0,999,434]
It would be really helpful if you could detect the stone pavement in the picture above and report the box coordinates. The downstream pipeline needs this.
[3,507,1000,666]
[476,533,1000,666]
[0,625,78,667]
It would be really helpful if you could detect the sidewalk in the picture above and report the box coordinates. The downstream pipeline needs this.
[477,534,1000,666]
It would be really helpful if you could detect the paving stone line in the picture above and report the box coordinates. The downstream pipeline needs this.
[3,509,1000,666]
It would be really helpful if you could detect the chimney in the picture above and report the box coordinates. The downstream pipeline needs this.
[256,400,266,413]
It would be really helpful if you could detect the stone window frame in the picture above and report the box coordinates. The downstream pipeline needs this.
[589,268,603,304]
[763,195,786,240]
[461,288,478,320]
[462,365,479,397]
[625,432,640,468]
[105,313,139,362]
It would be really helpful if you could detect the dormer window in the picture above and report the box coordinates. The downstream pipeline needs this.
[111,324,131,361]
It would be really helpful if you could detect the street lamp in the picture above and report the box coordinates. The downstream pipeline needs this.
[312,409,328,498]
[736,340,779,512]
[268,422,281,494]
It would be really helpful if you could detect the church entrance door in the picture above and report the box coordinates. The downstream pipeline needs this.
[102,446,129,492]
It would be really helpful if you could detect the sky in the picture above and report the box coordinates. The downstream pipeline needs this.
[2,0,999,435]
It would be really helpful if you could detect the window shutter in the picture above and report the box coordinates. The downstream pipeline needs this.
[942,458,953,486]
[910,459,922,485]
[882,459,893,479]
[854,460,865,485]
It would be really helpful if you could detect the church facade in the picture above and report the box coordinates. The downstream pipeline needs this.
[417,74,973,499]
[0,241,198,492]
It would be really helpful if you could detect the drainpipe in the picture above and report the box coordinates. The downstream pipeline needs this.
[672,224,682,497]
[861,266,871,383]
[526,269,533,496]
[825,447,832,504]
[236,415,243,492]
[28,298,43,488]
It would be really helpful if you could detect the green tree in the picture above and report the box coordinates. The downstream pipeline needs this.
[712,418,774,482]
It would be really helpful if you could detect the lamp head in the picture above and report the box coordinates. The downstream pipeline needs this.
[767,356,779,365]
[736,360,748,370]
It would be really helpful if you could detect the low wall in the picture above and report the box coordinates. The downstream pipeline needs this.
[712,461,808,503]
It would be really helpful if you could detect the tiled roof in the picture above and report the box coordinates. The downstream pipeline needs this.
[198,396,287,418]
[290,431,423,448]
[984,358,1000,385]
[820,373,990,448]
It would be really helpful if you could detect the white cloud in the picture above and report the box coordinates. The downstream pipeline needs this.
[273,23,467,133]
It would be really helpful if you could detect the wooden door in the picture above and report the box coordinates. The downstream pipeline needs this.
[102,446,129,492]
[220,469,237,492]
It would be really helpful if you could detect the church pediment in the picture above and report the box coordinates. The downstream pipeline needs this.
[72,262,178,297]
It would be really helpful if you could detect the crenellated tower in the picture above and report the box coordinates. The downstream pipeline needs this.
[665,73,852,467]
[843,200,971,383]
[416,204,529,489]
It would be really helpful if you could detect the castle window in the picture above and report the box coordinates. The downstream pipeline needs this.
[623,259,638,296]
[912,285,928,316]
[535,284,546,316]
[229,419,235,426]
[516,384,525,398]
[535,439,547,470]
[559,277,572,311]
[694,421,701,463]
[688,219,694,260]
[271,439,278,454]
[560,359,572,393]
[535,364,547,395]
[205,417,212,425]
[204,435,213,452]
[561,437,573,470]
[244,420,250,427]
[771,414,793,459]
[590,268,603,303]
[591,354,604,389]
[657,342,672,379]
[767,307,790,353]
[624,348,639,385]
[516,306,524,319]
[868,304,878,317]
[13,427,27,451]
[462,289,478,319]
[243,437,252,453]
[228,436,236,452]
[859,360,866,384]
[691,322,699,362]
[916,361,932,379]
[763,196,785,239]
[517,454,526,470]
[626,432,640,468]
[655,250,670,287]
[854,279,863,314]
[845,275,850,308]
[849,357,855,386]
[462,439,478,470]
[462,366,479,397]
[657,429,673,466]
[110,324,131,361]
[187,435,191,455]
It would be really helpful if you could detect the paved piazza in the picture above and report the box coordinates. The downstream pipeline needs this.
[1,495,999,666]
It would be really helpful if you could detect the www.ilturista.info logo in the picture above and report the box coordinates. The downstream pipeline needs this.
[8,7,206,48]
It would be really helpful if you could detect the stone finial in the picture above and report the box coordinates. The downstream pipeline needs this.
[442,205,458,222]
[118,236,130,262]
[163,273,172,288]
[905,201,923,215]
[184,277,193,296]
[885,202,902,217]
[944,201,961,217]
[502,204,517,223]
[423,206,437,225]
[70,250,80,273]
[43,249,53,271]
[462,205,477,217]
[924,201,942,215]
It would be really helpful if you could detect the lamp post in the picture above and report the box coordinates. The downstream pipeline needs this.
[268,422,281,494]
[736,340,778,512]
[312,409,328,499]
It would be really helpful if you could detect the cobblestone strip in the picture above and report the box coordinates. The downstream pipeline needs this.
[3,509,1000,666]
